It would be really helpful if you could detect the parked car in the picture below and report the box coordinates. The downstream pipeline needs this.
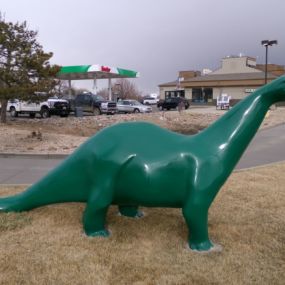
[142,96,159,105]
[7,97,70,118]
[117,99,152,113]
[157,97,190,111]
[68,92,117,115]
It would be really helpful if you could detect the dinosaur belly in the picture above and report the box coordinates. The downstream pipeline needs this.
[113,158,190,208]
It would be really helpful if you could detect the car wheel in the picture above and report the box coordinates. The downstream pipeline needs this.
[93,107,101,116]
[10,107,18,117]
[133,108,140,113]
[41,107,50,118]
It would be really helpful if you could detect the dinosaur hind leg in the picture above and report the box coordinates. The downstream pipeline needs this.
[118,205,143,218]
[182,200,214,251]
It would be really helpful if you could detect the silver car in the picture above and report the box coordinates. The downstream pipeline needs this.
[117,99,152,113]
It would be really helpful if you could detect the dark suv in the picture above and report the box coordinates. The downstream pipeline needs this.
[157,97,190,111]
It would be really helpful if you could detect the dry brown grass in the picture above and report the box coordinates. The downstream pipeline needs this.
[0,164,285,285]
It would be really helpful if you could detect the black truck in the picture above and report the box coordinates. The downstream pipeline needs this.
[69,92,117,116]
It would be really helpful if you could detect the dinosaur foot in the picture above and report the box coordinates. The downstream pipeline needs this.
[188,240,223,253]
[135,210,144,218]
[86,229,110,238]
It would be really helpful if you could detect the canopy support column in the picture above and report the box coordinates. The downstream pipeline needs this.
[68,79,72,99]
[93,78,97,94]
[108,78,112,101]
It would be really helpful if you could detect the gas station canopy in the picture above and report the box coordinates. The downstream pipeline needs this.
[57,64,139,80]
[57,64,139,100]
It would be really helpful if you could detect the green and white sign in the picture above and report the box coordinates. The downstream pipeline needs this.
[57,64,139,80]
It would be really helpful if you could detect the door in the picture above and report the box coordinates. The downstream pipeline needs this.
[21,100,39,111]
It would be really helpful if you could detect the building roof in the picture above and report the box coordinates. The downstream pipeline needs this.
[159,55,285,88]
[159,72,278,87]
[183,72,277,82]
[158,80,178,87]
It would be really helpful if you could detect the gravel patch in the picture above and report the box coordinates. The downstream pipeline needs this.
[1,107,284,155]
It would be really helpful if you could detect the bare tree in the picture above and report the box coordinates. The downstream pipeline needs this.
[97,79,142,101]
[113,79,142,100]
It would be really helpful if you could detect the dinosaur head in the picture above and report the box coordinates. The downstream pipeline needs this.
[262,76,285,104]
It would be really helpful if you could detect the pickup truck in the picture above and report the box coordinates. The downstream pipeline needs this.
[142,96,159,105]
[7,97,70,118]
[69,93,117,115]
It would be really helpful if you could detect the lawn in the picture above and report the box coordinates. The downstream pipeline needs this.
[0,163,284,285]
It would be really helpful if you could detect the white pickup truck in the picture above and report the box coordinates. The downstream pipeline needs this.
[142,96,159,105]
[7,97,70,118]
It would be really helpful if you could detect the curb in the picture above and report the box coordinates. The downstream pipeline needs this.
[234,159,285,173]
[0,153,68,159]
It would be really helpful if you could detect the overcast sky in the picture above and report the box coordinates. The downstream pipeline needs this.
[1,0,284,94]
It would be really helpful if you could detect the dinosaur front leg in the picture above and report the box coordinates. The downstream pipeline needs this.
[182,202,214,251]
[83,205,110,237]
[83,187,113,237]
[118,205,143,218]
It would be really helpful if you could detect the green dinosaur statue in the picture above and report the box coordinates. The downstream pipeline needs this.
[0,76,285,251]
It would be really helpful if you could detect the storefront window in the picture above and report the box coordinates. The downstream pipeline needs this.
[192,88,213,103]
[192,88,203,102]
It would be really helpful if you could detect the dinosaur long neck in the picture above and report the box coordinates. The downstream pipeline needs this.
[196,82,279,172]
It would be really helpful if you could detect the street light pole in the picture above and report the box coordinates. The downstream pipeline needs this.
[264,43,268,84]
[261,40,278,85]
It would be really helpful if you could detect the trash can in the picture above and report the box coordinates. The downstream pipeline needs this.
[75,107,83,117]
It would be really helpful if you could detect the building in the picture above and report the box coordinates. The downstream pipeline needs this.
[158,56,285,105]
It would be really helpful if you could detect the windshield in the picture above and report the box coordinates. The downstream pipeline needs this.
[93,94,105,101]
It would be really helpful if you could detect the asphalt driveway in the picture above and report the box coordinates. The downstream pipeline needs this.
[0,124,284,184]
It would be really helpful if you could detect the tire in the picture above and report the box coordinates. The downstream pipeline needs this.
[133,108,140,113]
[40,107,50,118]
[10,107,18,117]
[93,107,101,116]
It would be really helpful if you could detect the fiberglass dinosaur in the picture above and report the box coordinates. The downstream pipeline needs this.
[0,76,285,251]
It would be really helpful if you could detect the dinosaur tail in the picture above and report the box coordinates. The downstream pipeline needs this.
[0,196,22,212]
[0,152,92,212]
